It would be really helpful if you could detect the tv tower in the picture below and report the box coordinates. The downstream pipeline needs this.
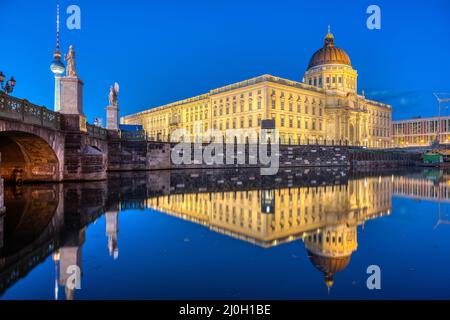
[50,2,65,112]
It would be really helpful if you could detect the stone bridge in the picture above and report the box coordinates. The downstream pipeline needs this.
[0,92,108,182]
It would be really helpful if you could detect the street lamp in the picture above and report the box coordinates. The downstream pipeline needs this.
[0,71,16,95]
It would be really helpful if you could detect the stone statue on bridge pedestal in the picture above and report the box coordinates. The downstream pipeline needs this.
[60,44,84,129]
[106,83,120,131]
[108,83,119,107]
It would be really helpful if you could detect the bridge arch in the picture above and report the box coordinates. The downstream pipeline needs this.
[0,131,63,182]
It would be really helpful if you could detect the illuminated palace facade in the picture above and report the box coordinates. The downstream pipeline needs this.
[146,175,392,288]
[392,116,450,147]
[122,31,392,148]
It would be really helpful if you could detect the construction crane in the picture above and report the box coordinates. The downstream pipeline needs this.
[433,93,450,146]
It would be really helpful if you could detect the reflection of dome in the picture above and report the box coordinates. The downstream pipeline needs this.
[307,251,351,275]
[307,32,352,70]
[307,250,351,291]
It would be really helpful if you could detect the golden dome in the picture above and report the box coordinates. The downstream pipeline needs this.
[307,31,352,70]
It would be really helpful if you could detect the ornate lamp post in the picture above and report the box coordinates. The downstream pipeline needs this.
[0,71,16,95]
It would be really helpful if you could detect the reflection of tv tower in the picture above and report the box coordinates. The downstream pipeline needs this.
[106,210,119,259]
[52,251,60,300]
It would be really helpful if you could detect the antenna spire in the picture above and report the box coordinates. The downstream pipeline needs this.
[328,25,331,34]
[56,2,60,53]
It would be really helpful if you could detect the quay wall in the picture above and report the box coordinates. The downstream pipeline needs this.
[107,141,421,171]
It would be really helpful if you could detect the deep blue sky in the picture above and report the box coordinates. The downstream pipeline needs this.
[1,0,449,123]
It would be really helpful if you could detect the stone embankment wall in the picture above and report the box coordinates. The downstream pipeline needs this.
[107,141,420,171]
[107,140,170,171]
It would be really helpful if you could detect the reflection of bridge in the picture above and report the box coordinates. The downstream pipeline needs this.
[1,168,449,298]
[0,182,107,299]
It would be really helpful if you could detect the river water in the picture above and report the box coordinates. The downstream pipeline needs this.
[0,168,449,299]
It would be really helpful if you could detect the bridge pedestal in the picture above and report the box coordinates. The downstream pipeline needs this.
[59,74,107,181]
[60,77,84,116]
[60,114,87,132]
[106,104,119,131]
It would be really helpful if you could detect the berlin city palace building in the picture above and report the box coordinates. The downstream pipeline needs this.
[122,31,392,148]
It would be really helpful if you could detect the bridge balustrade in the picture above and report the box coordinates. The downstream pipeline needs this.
[86,123,108,140]
[0,92,61,130]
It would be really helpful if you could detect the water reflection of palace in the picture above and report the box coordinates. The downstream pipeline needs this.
[147,174,392,289]
[0,168,449,298]
[392,171,450,203]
